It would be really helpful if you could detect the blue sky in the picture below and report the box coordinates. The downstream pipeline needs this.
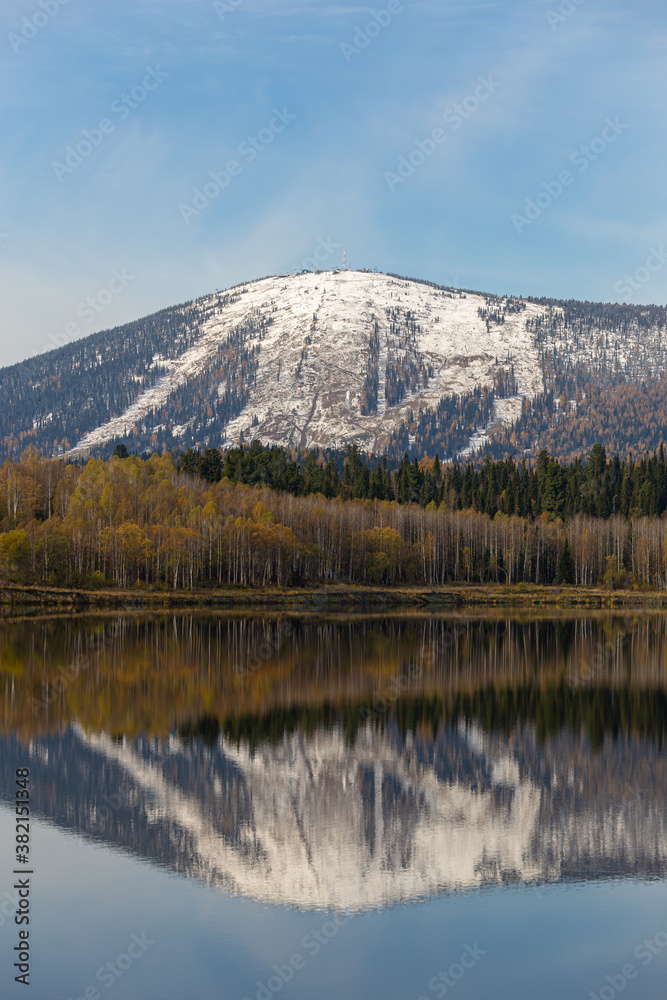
[1,0,666,366]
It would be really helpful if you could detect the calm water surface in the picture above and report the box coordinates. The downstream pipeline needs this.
[1,612,666,999]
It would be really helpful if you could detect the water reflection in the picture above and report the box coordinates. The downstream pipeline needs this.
[2,719,665,911]
[3,611,667,740]
[1,613,666,912]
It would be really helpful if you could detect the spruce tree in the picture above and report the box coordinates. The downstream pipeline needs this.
[556,539,575,585]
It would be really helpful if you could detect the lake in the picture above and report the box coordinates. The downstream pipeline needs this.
[1,612,666,999]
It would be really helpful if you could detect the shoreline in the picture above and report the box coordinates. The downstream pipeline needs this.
[3,583,667,611]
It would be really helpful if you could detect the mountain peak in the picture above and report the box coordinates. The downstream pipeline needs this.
[3,271,667,463]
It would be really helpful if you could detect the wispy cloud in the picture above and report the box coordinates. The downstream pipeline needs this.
[1,0,665,365]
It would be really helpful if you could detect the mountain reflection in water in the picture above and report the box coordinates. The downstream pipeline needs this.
[1,612,666,912]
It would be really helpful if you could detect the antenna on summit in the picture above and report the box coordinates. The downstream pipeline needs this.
[343,250,346,270]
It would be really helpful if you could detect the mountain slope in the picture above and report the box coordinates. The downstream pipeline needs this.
[2,271,667,462]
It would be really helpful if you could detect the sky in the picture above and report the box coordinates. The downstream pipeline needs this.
[0,0,666,367]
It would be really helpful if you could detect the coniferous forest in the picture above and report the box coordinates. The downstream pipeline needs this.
[4,441,667,591]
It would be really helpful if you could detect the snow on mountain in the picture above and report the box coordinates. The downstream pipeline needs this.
[69,271,545,456]
[5,269,667,462]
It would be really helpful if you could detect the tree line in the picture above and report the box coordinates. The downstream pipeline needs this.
[179,439,667,521]
[3,445,667,589]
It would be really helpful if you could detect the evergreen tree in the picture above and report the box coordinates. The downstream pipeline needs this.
[544,461,565,516]
[556,539,576,584]
[622,523,633,572]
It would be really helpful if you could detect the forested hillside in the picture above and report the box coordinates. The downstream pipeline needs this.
[3,271,667,466]
[0,281,266,458]
[1,298,203,455]
[3,444,667,590]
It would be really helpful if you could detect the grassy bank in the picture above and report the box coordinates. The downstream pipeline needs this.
[2,582,667,611]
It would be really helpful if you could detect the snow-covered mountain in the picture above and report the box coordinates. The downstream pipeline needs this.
[4,722,666,911]
[68,271,541,457]
[3,270,667,462]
